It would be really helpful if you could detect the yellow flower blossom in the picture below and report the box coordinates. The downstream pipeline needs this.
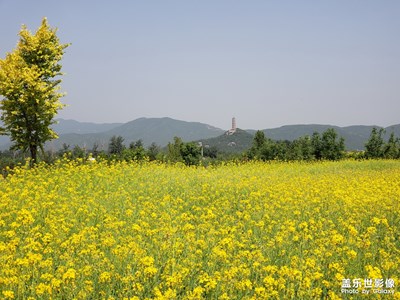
[62,268,76,281]
[0,159,398,298]
[35,283,52,295]
[2,291,14,299]
[99,271,112,283]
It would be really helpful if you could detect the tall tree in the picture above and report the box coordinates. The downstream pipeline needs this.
[320,128,345,160]
[0,18,69,164]
[259,138,278,161]
[253,130,266,150]
[383,132,399,159]
[298,135,314,160]
[248,130,266,159]
[365,127,385,159]
[311,132,323,160]
[167,136,183,162]
[109,135,125,155]
[124,139,146,161]
[147,142,160,161]
[180,142,202,166]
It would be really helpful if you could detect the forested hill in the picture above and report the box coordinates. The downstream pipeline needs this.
[197,129,254,154]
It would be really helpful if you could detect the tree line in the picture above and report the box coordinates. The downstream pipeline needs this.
[0,124,399,175]
[364,128,400,159]
[248,128,399,161]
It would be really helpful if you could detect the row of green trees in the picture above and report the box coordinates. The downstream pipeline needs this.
[107,135,202,166]
[0,135,201,172]
[104,127,400,164]
[45,135,201,166]
[1,126,399,173]
[53,137,160,162]
[364,128,400,159]
[247,128,345,161]
[246,127,400,161]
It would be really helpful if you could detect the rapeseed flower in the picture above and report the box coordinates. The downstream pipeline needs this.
[0,159,398,298]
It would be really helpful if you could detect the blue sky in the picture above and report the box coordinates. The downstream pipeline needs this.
[1,0,399,129]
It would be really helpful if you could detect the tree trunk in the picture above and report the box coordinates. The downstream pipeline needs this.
[29,144,37,167]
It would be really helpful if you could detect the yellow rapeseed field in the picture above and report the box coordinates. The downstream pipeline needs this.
[0,159,399,299]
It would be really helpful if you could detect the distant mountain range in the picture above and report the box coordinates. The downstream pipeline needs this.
[0,117,398,152]
[52,119,123,134]
[44,117,224,151]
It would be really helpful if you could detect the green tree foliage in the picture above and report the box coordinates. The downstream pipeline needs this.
[129,139,144,150]
[247,130,266,159]
[122,139,147,161]
[180,142,202,166]
[167,136,184,162]
[365,128,385,159]
[383,132,399,159]
[72,145,86,159]
[0,18,69,164]
[166,137,202,165]
[320,128,345,160]
[258,138,278,161]
[253,130,266,150]
[248,128,344,161]
[288,137,313,161]
[147,142,160,161]
[91,142,101,158]
[203,146,218,159]
[57,143,71,157]
[297,136,314,160]
[248,131,286,161]
[0,150,26,177]
[108,135,125,155]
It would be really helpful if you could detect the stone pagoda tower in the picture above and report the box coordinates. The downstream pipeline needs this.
[227,117,237,135]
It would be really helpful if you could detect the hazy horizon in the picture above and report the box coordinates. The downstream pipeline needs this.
[1,1,399,129]
[55,116,399,131]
